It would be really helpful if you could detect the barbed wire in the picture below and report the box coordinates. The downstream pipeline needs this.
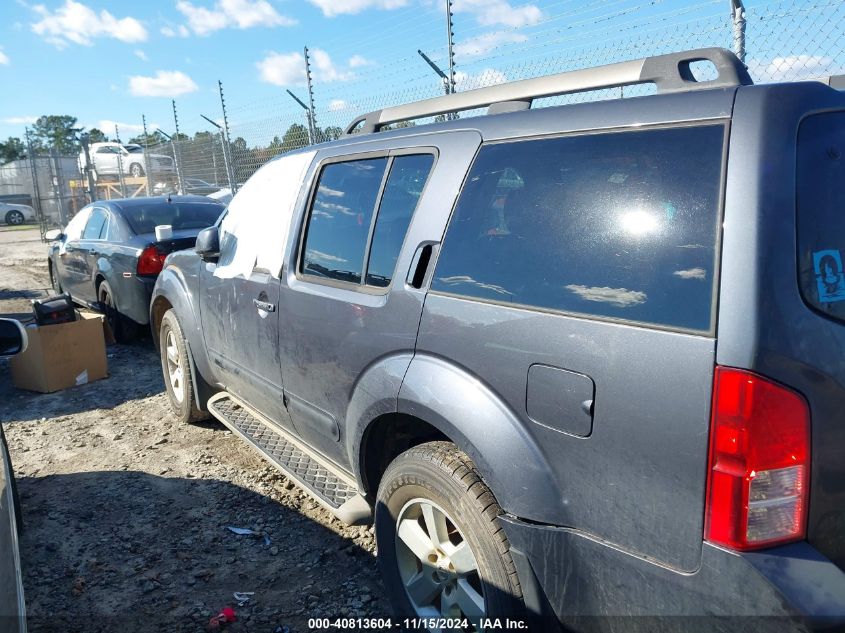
[5,0,844,230]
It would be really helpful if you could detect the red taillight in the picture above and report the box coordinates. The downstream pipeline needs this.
[137,245,166,276]
[705,367,810,551]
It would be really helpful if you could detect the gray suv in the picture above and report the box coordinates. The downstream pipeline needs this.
[150,48,845,631]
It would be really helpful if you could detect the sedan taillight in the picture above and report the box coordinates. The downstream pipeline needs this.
[137,245,166,276]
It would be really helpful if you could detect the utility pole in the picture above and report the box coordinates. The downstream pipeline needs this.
[79,131,97,203]
[418,49,451,96]
[141,114,153,195]
[201,114,231,192]
[304,46,318,143]
[171,100,184,194]
[286,90,314,145]
[218,80,238,193]
[730,0,747,64]
[445,0,456,94]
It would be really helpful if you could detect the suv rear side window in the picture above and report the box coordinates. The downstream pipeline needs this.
[301,154,434,287]
[431,125,725,332]
[798,111,845,321]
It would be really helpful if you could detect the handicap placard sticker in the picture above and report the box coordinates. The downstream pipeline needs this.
[813,249,845,303]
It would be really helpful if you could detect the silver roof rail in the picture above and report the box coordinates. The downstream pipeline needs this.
[345,47,752,135]
[821,75,845,90]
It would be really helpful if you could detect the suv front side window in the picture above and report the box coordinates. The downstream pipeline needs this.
[300,153,434,289]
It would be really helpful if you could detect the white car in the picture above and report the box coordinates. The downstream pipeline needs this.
[0,202,35,226]
[79,142,175,180]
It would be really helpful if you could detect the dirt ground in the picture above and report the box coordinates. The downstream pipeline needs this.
[0,227,388,632]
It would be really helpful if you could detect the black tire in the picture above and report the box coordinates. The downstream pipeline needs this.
[375,441,524,628]
[159,309,208,424]
[98,280,137,342]
[49,260,62,294]
[129,163,144,178]
[0,424,22,534]
[5,210,24,226]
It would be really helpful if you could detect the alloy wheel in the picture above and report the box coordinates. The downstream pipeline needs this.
[395,498,486,630]
[165,330,185,404]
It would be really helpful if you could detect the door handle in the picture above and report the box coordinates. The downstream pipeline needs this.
[253,298,275,312]
[407,242,438,289]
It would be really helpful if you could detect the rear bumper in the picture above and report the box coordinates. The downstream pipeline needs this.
[501,516,845,633]
[120,276,157,325]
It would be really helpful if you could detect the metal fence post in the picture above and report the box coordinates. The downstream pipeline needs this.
[730,0,747,64]
[52,148,68,227]
[304,47,317,144]
[172,100,185,194]
[141,114,153,195]
[115,124,127,198]
[219,80,238,193]
[24,128,46,235]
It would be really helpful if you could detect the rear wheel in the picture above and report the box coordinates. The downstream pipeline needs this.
[98,280,136,342]
[49,261,62,294]
[5,210,24,225]
[159,309,208,424]
[129,163,144,178]
[375,441,524,630]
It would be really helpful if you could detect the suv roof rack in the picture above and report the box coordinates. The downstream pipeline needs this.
[821,74,845,90]
[345,47,752,135]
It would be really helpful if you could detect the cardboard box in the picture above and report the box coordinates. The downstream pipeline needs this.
[77,309,116,345]
[10,316,108,393]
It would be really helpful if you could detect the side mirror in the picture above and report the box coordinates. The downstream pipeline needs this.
[45,228,64,241]
[0,318,27,357]
[195,226,220,262]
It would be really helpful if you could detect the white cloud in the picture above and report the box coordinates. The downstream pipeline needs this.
[311,49,353,82]
[128,70,199,97]
[348,54,371,68]
[134,49,147,61]
[256,49,358,86]
[308,0,408,17]
[176,0,296,36]
[0,49,8,65]
[454,68,507,90]
[455,31,527,60]
[747,55,835,81]
[328,99,348,111]
[257,51,305,86]
[161,24,190,37]
[31,1,147,48]
[673,268,707,281]
[565,284,647,308]
[2,116,37,125]
[453,0,542,27]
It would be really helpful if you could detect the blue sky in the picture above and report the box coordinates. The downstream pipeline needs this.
[0,0,842,145]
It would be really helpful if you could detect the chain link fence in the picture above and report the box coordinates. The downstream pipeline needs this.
[0,152,83,238]
[3,0,844,233]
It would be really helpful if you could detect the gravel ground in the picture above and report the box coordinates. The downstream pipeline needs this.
[0,227,388,632]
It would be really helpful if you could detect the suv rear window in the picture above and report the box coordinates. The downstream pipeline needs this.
[431,125,725,332]
[797,111,845,321]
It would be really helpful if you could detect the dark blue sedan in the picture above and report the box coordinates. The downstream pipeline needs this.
[46,195,225,341]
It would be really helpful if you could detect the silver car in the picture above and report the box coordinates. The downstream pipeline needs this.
[0,203,35,226]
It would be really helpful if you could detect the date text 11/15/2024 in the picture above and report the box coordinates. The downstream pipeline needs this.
[309,617,529,630]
